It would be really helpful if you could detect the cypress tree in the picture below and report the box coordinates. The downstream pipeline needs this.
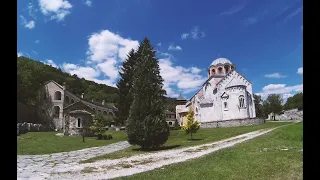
[126,37,169,149]
[116,49,137,125]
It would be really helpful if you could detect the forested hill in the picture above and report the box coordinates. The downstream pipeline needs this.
[17,56,119,106]
[17,57,177,108]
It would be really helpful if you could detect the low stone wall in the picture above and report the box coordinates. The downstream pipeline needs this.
[17,122,51,135]
[200,118,265,128]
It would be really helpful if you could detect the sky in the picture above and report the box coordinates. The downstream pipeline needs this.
[17,0,303,102]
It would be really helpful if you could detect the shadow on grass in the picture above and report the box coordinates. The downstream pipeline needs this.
[187,138,203,141]
[133,145,181,152]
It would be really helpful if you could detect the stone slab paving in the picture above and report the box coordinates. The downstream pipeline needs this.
[17,141,131,180]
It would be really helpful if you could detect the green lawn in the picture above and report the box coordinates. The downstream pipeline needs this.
[81,121,292,163]
[17,131,127,155]
[117,122,303,180]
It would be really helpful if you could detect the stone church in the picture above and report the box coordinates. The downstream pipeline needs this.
[176,58,260,128]
[40,80,117,135]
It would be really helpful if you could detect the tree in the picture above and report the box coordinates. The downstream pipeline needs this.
[116,49,138,125]
[253,94,265,118]
[283,93,303,110]
[182,108,200,140]
[126,37,169,149]
[90,113,113,140]
[264,94,283,117]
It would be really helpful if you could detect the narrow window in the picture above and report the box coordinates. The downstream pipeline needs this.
[224,102,228,109]
[218,67,223,74]
[76,118,82,128]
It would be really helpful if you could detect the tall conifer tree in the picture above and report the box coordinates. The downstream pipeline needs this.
[126,37,169,149]
[116,49,137,125]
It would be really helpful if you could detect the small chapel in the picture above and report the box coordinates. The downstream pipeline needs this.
[176,58,258,128]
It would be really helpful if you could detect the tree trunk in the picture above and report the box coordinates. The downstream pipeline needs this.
[82,135,85,142]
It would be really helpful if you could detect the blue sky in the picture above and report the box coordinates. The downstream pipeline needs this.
[17,0,303,102]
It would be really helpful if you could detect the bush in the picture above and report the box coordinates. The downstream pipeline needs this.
[97,134,103,140]
[102,134,113,140]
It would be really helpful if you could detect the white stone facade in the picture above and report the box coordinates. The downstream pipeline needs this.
[176,58,257,127]
[41,80,117,130]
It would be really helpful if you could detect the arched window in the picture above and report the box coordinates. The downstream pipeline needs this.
[53,106,60,118]
[71,99,75,104]
[239,95,245,108]
[65,96,70,104]
[218,67,223,74]
[103,111,107,115]
[76,118,82,128]
[224,65,230,73]
[212,69,216,75]
[54,91,62,100]
[93,108,96,111]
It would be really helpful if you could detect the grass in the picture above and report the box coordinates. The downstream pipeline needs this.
[116,122,303,180]
[17,130,127,155]
[81,121,291,163]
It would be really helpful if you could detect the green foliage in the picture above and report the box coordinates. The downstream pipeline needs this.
[126,37,170,149]
[90,113,113,139]
[182,108,200,140]
[283,93,303,110]
[102,134,113,140]
[263,94,283,115]
[116,49,138,125]
[253,94,265,118]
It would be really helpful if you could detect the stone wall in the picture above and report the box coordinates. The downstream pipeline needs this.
[200,118,264,128]
[17,122,51,135]
[267,109,303,121]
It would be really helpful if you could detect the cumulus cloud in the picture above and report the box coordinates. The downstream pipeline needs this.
[181,26,205,40]
[256,83,303,103]
[86,30,139,62]
[39,0,72,21]
[168,44,182,51]
[17,52,23,57]
[20,15,36,29]
[159,58,206,97]
[264,73,287,78]
[27,2,38,19]
[297,67,303,75]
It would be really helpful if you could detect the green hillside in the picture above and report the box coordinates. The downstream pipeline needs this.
[17,56,119,106]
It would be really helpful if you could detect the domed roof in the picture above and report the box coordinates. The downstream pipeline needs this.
[210,58,233,66]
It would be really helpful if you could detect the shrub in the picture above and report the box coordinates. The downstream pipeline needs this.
[107,134,113,139]
[102,134,108,140]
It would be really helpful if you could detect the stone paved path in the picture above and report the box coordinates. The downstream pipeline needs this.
[17,141,131,180]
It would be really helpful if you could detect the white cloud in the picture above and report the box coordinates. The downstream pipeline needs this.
[159,58,206,97]
[96,58,119,81]
[264,73,287,78]
[181,26,205,40]
[168,44,182,51]
[157,42,162,46]
[20,15,36,29]
[17,52,23,57]
[181,33,189,40]
[256,83,303,103]
[39,0,72,21]
[86,30,139,62]
[297,67,303,75]
[27,2,38,19]
[84,0,92,7]
[45,59,58,68]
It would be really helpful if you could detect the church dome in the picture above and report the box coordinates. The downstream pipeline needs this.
[210,58,233,67]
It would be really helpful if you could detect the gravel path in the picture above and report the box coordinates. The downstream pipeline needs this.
[18,123,295,180]
[17,141,131,180]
